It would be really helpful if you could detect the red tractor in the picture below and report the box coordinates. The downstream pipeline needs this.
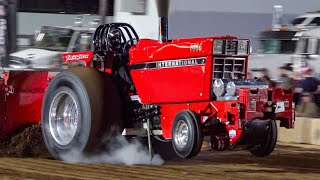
[0,20,294,160]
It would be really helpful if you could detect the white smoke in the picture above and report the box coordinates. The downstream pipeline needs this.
[61,135,164,165]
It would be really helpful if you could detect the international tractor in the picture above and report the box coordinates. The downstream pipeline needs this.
[0,16,295,160]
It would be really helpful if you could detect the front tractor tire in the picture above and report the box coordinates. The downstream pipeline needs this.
[172,110,203,158]
[41,67,123,160]
[249,120,278,157]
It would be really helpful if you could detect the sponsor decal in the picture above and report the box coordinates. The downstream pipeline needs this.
[190,43,202,52]
[229,129,236,139]
[66,54,90,61]
[202,116,209,123]
[62,51,93,63]
[156,58,203,68]
[275,101,285,113]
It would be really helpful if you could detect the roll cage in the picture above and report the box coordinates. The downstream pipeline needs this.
[93,23,140,55]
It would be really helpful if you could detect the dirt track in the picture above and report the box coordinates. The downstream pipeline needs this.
[0,143,319,180]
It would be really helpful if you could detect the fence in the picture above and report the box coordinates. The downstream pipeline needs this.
[277,117,320,145]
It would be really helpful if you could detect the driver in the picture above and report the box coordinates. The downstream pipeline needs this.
[107,28,133,87]
[107,28,122,53]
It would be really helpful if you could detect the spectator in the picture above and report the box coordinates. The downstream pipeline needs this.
[278,66,294,88]
[258,68,276,87]
[299,67,320,93]
[293,72,303,105]
[296,92,319,118]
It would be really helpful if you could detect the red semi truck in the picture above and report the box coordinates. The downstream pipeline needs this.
[0,21,295,160]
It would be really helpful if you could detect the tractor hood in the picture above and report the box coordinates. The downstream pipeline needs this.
[9,48,61,69]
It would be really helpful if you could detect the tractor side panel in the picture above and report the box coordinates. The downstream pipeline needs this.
[129,38,214,104]
[159,100,242,142]
[148,64,206,103]
[130,69,152,103]
[129,38,213,64]
[130,58,210,104]
[160,103,209,139]
[4,71,48,134]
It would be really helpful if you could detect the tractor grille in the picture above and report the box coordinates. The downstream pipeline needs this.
[213,57,246,79]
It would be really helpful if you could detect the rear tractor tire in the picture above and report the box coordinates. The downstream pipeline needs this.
[41,67,123,160]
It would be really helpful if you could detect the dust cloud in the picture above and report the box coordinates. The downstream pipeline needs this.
[61,136,164,165]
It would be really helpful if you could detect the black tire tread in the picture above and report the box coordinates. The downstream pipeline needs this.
[172,110,203,159]
[41,67,123,159]
[250,120,277,157]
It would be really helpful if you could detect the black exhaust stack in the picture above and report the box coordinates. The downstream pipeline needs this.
[159,17,168,42]
[156,0,169,43]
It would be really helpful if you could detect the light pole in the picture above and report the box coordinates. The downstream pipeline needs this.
[99,0,107,25]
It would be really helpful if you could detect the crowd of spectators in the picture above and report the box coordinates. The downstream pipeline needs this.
[256,65,320,118]
[294,67,320,118]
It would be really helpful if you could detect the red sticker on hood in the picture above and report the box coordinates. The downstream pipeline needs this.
[62,51,94,62]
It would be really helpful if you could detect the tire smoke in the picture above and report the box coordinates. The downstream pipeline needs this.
[60,135,164,165]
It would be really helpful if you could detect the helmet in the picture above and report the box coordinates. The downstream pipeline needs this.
[107,28,122,52]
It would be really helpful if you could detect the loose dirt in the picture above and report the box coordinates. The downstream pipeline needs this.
[0,126,319,179]
[0,124,50,158]
[0,144,319,179]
